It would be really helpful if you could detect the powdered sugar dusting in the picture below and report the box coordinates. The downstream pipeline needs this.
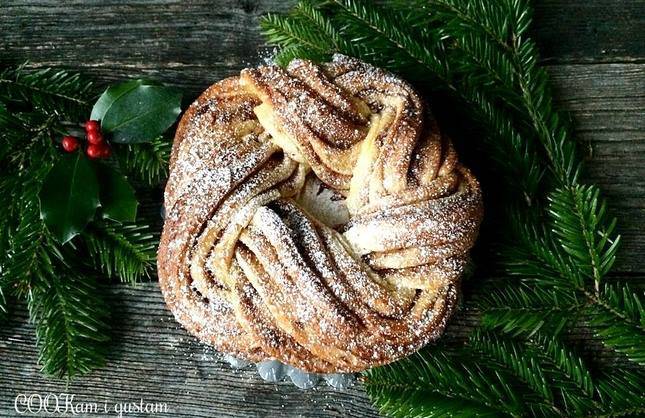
[157,55,483,374]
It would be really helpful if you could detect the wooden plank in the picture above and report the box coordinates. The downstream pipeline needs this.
[0,0,291,99]
[0,276,637,418]
[0,1,642,94]
[532,0,644,63]
[0,62,641,416]
[547,63,645,272]
[0,284,381,418]
[1,275,637,418]
[0,1,644,416]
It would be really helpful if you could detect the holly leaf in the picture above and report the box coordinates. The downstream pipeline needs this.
[95,164,138,222]
[39,152,100,243]
[90,79,181,144]
[90,79,157,121]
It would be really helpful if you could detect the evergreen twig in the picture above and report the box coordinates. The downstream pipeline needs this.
[0,64,165,379]
[113,136,172,186]
[28,265,110,379]
[83,221,158,284]
[0,65,95,120]
[364,350,525,417]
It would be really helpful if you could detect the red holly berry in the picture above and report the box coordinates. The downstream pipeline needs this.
[61,135,79,152]
[85,120,100,133]
[86,144,103,159]
[86,130,103,145]
[99,144,112,158]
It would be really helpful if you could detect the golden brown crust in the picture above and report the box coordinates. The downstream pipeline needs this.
[157,55,483,373]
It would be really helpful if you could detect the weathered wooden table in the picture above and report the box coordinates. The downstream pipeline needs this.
[1,1,643,417]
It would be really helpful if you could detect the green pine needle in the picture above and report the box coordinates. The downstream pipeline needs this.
[548,185,620,285]
[28,266,110,379]
[1,64,164,379]
[262,8,337,66]
[365,385,503,418]
[113,136,172,186]
[527,334,596,414]
[469,331,555,406]
[0,154,56,296]
[477,283,580,336]
[503,217,584,289]
[587,283,645,366]
[595,369,645,416]
[0,286,7,322]
[0,65,96,120]
[0,102,29,162]
[83,221,158,284]
[470,331,601,415]
[364,350,524,417]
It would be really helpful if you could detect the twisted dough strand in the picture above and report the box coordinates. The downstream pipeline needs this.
[158,55,483,373]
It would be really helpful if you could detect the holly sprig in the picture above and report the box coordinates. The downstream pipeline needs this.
[262,0,644,416]
[38,78,180,244]
[0,64,179,378]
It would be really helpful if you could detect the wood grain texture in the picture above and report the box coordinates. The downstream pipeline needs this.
[0,279,637,418]
[0,284,380,418]
[548,63,645,272]
[1,0,643,96]
[0,0,644,417]
[532,0,644,63]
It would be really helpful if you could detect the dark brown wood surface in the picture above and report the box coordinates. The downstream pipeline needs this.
[0,1,643,417]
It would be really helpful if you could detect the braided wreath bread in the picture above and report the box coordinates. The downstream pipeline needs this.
[158,54,483,373]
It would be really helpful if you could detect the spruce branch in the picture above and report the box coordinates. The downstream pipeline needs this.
[263,0,449,85]
[548,185,620,288]
[1,63,163,380]
[527,334,596,414]
[586,283,645,366]
[476,283,581,336]
[0,174,21,266]
[0,104,60,174]
[470,330,599,415]
[468,330,556,409]
[295,1,347,50]
[594,369,645,417]
[420,0,579,186]
[1,209,51,295]
[424,0,521,50]
[0,150,56,296]
[504,215,584,290]
[0,102,29,162]
[83,220,157,284]
[262,3,340,66]
[330,0,449,81]
[28,265,110,379]
[1,153,111,379]
[512,39,580,186]
[0,286,7,321]
[364,385,504,418]
[364,350,525,417]
[114,136,172,186]
[0,65,96,120]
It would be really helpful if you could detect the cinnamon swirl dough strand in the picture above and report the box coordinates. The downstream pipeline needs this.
[158,55,483,373]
